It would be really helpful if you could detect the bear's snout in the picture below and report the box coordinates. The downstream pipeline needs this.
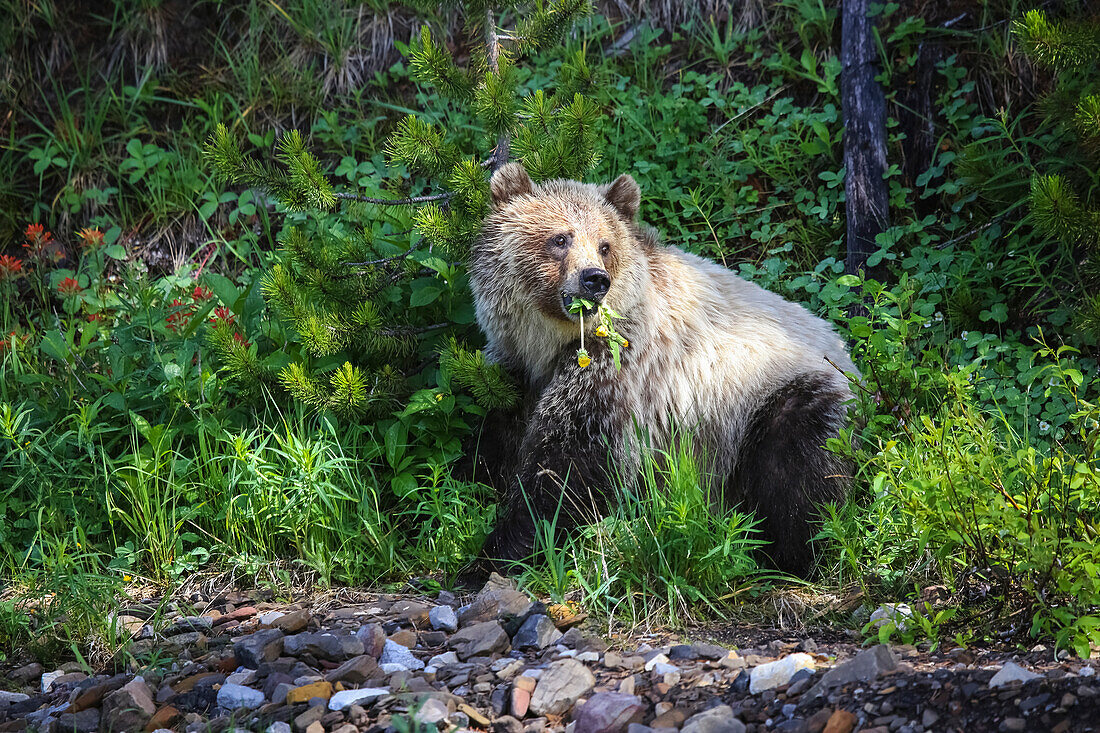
[579,267,610,301]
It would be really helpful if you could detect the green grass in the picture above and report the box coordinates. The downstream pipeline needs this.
[1,0,1099,664]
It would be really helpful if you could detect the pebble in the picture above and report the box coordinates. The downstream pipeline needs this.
[216,683,266,709]
[430,604,459,633]
[381,638,426,670]
[328,687,390,711]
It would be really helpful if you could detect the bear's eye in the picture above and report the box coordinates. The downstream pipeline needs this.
[549,233,569,249]
[598,241,611,257]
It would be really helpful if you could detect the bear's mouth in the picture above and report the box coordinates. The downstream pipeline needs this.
[561,293,598,319]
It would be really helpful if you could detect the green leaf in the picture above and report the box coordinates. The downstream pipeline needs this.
[410,279,443,307]
[105,244,127,260]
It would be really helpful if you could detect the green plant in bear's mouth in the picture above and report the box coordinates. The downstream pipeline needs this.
[568,297,629,369]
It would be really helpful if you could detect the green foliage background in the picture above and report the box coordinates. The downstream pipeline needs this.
[0,0,1098,663]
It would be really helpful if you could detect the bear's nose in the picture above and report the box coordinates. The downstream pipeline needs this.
[580,267,610,299]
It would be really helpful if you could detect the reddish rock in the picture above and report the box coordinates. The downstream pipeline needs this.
[573,693,646,733]
[172,672,222,693]
[823,710,857,733]
[144,705,180,732]
[213,606,257,625]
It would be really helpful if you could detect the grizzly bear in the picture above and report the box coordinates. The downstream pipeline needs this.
[469,162,858,574]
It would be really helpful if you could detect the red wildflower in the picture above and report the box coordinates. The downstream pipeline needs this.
[210,306,235,326]
[86,312,107,322]
[23,223,53,257]
[57,277,83,297]
[0,255,23,280]
[0,331,28,353]
[77,228,105,248]
[166,298,195,333]
[232,331,251,348]
[191,285,214,302]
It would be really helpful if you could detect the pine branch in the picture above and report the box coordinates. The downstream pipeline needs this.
[486,5,511,172]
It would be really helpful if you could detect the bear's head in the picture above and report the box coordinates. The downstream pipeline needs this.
[472,162,650,378]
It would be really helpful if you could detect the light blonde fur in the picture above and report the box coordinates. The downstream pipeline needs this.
[472,163,858,479]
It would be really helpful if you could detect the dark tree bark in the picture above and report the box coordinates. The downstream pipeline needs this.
[841,0,889,276]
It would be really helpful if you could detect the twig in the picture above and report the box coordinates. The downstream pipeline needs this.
[344,248,414,268]
[486,6,510,172]
[334,191,453,205]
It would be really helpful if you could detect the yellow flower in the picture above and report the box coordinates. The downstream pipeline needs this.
[124,575,132,582]
[622,339,629,348]
[595,325,608,338]
[577,349,591,368]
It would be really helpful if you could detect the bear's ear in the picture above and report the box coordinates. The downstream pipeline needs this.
[604,173,641,220]
[490,162,534,208]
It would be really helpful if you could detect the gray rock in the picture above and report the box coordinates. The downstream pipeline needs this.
[573,692,646,733]
[266,723,292,733]
[0,691,30,704]
[415,697,451,725]
[56,708,99,733]
[681,706,746,733]
[233,628,285,668]
[102,678,157,732]
[803,645,897,702]
[449,620,511,660]
[328,687,390,711]
[989,662,1043,688]
[217,682,265,710]
[163,615,214,635]
[529,659,596,716]
[430,604,459,633]
[41,669,64,692]
[428,651,460,668]
[869,603,913,632]
[513,615,563,651]
[284,631,365,661]
[381,638,426,670]
[459,583,533,627]
[325,654,380,683]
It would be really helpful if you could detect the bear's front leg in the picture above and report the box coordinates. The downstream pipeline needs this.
[481,343,632,567]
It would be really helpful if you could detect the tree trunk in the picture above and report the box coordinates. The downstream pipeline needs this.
[841,0,889,276]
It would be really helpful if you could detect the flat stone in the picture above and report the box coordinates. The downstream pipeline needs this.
[325,654,379,684]
[272,608,311,634]
[214,606,257,625]
[681,706,746,733]
[284,631,365,661]
[529,659,596,716]
[0,692,30,705]
[217,682,265,710]
[163,615,214,635]
[459,584,532,627]
[393,600,431,626]
[266,723,293,733]
[989,662,1043,688]
[450,620,511,660]
[286,681,334,705]
[750,654,815,694]
[328,687,389,711]
[573,692,646,733]
[234,628,285,668]
[514,615,563,651]
[804,646,897,702]
[12,662,43,682]
[430,605,459,633]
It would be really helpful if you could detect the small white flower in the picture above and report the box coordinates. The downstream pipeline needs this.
[1038,421,1051,433]
[934,311,944,322]
[1049,377,1059,387]
[960,331,969,339]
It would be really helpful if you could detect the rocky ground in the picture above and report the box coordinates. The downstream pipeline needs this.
[2,576,1098,733]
